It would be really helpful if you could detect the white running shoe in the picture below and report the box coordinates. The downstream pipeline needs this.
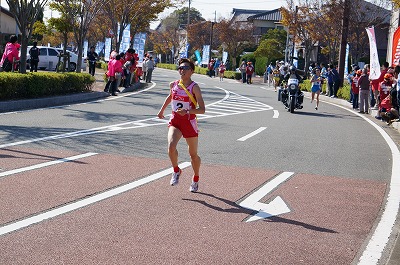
[170,169,181,186]
[189,181,199,192]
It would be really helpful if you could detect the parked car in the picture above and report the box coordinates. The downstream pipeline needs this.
[25,46,87,71]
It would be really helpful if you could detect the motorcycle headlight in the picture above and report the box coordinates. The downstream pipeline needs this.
[289,84,296,90]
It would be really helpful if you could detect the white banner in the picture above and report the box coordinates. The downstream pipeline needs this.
[344,43,349,77]
[366,26,381,80]
[104,38,112,62]
[201,45,210,65]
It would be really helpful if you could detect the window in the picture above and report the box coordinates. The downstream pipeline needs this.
[48,48,59,56]
[40,48,47,56]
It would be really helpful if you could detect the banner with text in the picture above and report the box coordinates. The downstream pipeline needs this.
[392,26,400,66]
[133,32,147,63]
[201,45,210,65]
[366,26,381,80]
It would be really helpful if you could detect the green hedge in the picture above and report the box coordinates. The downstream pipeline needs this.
[0,72,95,100]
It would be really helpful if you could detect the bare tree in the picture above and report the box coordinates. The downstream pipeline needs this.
[5,0,50,73]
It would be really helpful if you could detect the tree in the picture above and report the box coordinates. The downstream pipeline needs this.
[101,0,173,54]
[214,19,254,68]
[48,2,75,54]
[5,0,50,73]
[53,0,108,73]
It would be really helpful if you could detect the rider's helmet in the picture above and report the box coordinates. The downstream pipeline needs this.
[290,65,296,73]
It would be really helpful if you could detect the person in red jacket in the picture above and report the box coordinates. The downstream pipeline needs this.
[370,62,389,109]
[375,73,393,120]
[246,61,254,84]
[351,70,361,110]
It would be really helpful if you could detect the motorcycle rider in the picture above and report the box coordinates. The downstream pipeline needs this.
[281,65,304,109]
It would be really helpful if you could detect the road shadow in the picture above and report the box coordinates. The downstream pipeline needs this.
[183,192,337,234]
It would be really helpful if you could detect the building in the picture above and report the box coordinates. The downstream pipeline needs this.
[0,6,19,54]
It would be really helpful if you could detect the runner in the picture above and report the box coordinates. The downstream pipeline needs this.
[157,58,206,192]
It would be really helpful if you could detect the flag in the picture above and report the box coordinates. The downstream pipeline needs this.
[366,26,381,80]
[392,27,400,66]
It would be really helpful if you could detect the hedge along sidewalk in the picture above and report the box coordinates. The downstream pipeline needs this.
[0,71,105,113]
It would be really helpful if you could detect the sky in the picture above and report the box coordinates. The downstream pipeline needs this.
[151,0,288,29]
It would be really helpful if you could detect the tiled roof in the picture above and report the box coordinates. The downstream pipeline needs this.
[247,8,282,22]
[231,8,269,23]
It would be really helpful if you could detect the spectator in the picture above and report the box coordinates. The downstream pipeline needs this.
[370,62,389,109]
[329,64,340,98]
[358,68,370,114]
[145,56,155,83]
[266,62,274,86]
[375,73,393,120]
[29,41,40,72]
[351,70,361,110]
[246,61,254,84]
[239,60,247,83]
[0,35,19,72]
[86,46,98,76]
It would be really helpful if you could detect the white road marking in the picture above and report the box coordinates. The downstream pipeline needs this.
[273,110,279,118]
[0,88,273,149]
[237,127,267,141]
[317,102,400,265]
[0,152,97,179]
[239,172,294,222]
[0,161,192,236]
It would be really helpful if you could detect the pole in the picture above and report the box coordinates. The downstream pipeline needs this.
[291,5,298,65]
[186,0,190,44]
[338,0,350,87]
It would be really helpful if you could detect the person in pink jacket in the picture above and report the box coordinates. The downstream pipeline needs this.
[0,35,20,72]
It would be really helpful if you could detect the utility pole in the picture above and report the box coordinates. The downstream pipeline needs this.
[209,11,216,61]
[338,0,350,86]
[186,0,190,44]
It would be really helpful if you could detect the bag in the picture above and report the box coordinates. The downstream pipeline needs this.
[2,57,12,72]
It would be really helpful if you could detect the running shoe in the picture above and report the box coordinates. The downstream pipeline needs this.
[189,181,199,192]
[170,169,181,186]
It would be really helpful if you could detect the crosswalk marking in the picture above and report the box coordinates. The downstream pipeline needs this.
[0,90,273,149]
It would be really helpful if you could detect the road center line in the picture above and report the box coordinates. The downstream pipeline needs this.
[0,161,191,236]
[237,127,267,141]
[0,152,98,179]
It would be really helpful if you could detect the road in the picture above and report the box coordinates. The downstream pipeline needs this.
[0,68,398,264]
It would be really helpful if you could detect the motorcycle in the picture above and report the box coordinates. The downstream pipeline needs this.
[280,77,304,113]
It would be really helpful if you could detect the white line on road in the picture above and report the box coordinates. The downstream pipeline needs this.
[0,161,192,236]
[237,127,267,142]
[319,101,400,265]
[273,110,279,118]
[0,152,98,179]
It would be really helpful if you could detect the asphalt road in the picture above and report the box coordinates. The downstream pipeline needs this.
[0,68,399,264]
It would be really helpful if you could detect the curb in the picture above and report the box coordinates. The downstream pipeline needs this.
[0,79,143,113]
[0,91,109,113]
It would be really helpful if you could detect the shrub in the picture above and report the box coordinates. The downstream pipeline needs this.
[0,72,95,101]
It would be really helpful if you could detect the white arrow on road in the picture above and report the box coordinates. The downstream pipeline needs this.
[238,171,294,222]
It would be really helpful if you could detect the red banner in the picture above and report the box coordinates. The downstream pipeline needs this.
[392,27,400,66]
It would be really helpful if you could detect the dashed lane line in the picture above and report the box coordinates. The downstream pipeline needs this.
[0,162,191,236]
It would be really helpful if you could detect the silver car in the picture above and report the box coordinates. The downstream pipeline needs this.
[26,46,87,71]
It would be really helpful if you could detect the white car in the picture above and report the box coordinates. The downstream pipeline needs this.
[26,46,87,71]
